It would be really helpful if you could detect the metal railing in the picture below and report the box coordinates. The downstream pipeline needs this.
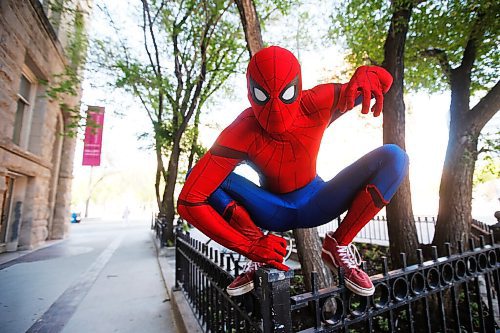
[175,232,262,332]
[152,215,168,247]
[317,216,492,246]
[287,237,500,332]
[175,230,500,332]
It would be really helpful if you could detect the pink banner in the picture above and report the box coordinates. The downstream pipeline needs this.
[82,106,105,166]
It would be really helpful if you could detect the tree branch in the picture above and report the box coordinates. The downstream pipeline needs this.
[234,0,264,56]
[141,1,158,77]
[176,1,212,123]
[133,85,155,122]
[460,10,486,73]
[421,48,452,81]
[203,48,246,104]
[178,8,210,135]
[173,27,184,115]
[142,0,165,122]
[205,2,231,43]
[366,56,381,67]
[469,80,500,131]
[152,0,166,24]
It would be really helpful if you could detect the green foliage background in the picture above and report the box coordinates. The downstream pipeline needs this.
[330,0,499,94]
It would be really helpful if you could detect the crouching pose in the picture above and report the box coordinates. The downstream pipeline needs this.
[178,46,409,297]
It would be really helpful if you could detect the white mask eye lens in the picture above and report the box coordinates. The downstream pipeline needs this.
[254,88,267,102]
[282,86,295,101]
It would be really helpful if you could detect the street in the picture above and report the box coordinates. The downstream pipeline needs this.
[0,221,177,333]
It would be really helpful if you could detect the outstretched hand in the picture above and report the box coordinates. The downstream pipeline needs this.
[338,66,393,117]
[245,234,290,271]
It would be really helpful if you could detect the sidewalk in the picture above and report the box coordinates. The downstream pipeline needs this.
[152,237,203,333]
[0,221,178,333]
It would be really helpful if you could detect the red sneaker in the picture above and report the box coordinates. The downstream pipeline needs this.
[226,261,263,296]
[321,232,374,296]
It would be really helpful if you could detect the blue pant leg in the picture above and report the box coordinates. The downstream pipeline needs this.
[209,172,297,232]
[369,144,409,200]
[185,168,233,216]
[297,144,409,228]
[207,188,234,216]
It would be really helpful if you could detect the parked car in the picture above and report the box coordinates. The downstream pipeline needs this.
[71,212,81,223]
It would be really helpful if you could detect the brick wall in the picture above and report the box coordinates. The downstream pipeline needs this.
[0,0,87,250]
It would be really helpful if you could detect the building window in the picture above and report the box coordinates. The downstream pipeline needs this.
[13,70,37,149]
[40,0,64,34]
[12,100,25,145]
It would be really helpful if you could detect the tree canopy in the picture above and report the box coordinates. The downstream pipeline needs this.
[100,1,246,150]
[90,0,247,242]
[331,0,499,94]
[331,0,500,251]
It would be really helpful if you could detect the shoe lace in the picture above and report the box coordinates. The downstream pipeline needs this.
[242,260,262,273]
[336,243,362,269]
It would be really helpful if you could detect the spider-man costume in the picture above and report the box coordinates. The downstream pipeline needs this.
[178,46,408,275]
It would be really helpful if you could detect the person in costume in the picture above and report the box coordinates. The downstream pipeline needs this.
[178,46,409,297]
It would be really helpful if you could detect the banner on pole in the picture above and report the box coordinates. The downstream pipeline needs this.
[82,106,105,166]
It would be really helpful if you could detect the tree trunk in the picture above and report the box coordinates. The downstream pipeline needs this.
[234,0,264,57]
[162,137,183,245]
[234,0,333,290]
[187,107,202,171]
[432,71,489,253]
[433,86,500,253]
[433,127,476,254]
[293,228,334,290]
[155,136,164,213]
[432,10,500,253]
[381,3,419,267]
[434,128,498,254]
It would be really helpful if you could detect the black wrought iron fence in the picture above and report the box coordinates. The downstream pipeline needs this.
[317,216,492,246]
[175,232,263,332]
[152,215,168,247]
[168,214,491,253]
[287,237,500,332]
[175,230,500,333]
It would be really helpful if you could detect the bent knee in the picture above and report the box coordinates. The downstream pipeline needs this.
[376,144,409,179]
[380,144,408,165]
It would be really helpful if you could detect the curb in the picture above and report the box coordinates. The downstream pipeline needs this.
[151,232,203,333]
[0,239,64,266]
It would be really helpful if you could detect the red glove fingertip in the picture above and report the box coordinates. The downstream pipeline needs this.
[271,261,290,272]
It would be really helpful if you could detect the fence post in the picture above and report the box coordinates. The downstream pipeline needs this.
[256,267,294,333]
[174,229,181,290]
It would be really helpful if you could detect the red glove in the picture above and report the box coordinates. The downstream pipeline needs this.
[338,66,393,117]
[223,201,264,241]
[244,234,290,271]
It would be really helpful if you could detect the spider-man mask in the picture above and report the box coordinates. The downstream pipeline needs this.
[246,46,302,135]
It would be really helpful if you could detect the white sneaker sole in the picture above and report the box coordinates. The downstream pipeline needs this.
[226,280,254,297]
[322,248,375,297]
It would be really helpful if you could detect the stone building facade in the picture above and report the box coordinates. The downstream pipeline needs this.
[0,0,91,252]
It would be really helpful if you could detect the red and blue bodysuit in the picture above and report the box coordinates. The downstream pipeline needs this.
[178,46,409,272]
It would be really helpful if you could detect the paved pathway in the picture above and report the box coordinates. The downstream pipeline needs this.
[0,221,177,333]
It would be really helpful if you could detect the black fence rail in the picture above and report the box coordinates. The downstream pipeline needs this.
[317,216,493,246]
[153,214,186,247]
[472,219,493,239]
[152,215,169,247]
[165,214,492,253]
[175,232,263,332]
[288,237,500,333]
[175,230,500,332]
